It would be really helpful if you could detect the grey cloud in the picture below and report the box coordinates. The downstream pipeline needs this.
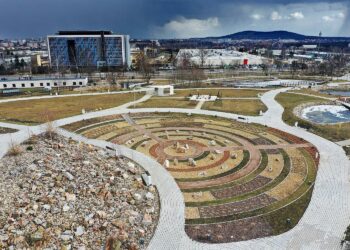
[0,0,348,38]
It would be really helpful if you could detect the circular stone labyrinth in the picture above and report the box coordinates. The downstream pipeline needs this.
[63,112,319,243]
[151,140,206,161]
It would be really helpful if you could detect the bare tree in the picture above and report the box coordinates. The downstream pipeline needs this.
[135,52,153,83]
[177,51,192,69]
[274,59,283,73]
[174,51,192,86]
[198,48,209,68]
[291,61,299,78]
[190,66,206,87]
[261,64,270,76]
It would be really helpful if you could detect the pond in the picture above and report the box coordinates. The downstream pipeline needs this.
[301,105,350,124]
[320,90,350,97]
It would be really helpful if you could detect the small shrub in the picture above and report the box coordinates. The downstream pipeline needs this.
[26,146,33,151]
[44,121,57,140]
[25,134,39,145]
[8,142,22,156]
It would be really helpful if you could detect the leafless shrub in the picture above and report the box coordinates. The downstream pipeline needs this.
[7,140,22,156]
[105,236,121,250]
[25,128,39,145]
[44,120,57,140]
[41,109,57,140]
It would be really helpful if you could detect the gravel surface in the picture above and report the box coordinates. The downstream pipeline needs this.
[0,134,159,249]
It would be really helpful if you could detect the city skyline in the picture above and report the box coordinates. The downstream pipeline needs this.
[0,0,349,39]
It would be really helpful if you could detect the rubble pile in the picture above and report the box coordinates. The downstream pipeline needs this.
[0,135,159,249]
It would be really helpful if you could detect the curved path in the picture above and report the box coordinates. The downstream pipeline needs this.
[0,88,349,249]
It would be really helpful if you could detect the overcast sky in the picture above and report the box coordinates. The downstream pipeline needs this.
[0,0,349,39]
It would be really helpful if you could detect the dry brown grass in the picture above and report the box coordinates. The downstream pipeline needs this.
[0,93,144,124]
[185,207,200,219]
[289,89,337,99]
[7,141,23,156]
[25,134,39,145]
[44,120,57,140]
[133,97,197,109]
[202,99,267,116]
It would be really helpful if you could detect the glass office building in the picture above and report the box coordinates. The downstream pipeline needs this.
[47,31,130,68]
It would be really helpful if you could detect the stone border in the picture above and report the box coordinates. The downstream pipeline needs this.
[292,101,350,125]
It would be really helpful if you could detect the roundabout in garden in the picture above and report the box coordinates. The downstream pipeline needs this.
[64,112,319,243]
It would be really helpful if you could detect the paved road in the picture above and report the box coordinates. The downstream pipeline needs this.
[0,88,349,249]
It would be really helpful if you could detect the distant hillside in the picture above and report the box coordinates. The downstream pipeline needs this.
[205,30,350,41]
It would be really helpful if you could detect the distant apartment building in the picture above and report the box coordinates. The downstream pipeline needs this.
[47,31,131,69]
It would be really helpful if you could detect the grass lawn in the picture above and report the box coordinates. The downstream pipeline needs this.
[171,89,267,98]
[132,97,197,109]
[202,99,267,116]
[289,89,338,99]
[276,92,350,142]
[0,93,144,125]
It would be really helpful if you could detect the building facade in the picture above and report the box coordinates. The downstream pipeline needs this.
[47,31,131,69]
[0,77,88,90]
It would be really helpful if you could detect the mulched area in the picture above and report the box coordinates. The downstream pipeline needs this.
[198,194,276,218]
[185,216,273,243]
[252,138,275,145]
[211,175,272,199]
[265,148,281,154]
[0,127,17,134]
[268,128,307,144]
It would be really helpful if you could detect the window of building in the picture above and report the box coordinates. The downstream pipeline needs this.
[12,84,16,88]
[73,82,76,86]
[63,82,66,86]
[79,82,83,85]
[3,84,7,88]
[40,83,43,87]
[22,83,25,88]
[54,82,57,86]
[31,83,34,87]
[47,83,50,86]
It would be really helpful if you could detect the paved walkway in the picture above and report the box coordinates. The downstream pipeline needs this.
[337,139,350,147]
[0,88,349,249]
[117,94,151,109]
[195,100,205,110]
[122,113,163,142]
[0,122,28,130]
